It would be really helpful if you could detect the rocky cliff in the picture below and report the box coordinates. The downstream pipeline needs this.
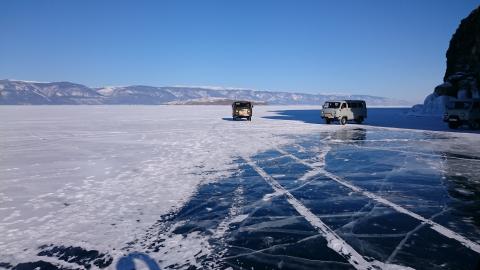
[439,5,480,99]
[415,6,480,114]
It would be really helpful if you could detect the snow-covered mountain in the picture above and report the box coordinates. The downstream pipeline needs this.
[0,80,103,105]
[0,79,411,106]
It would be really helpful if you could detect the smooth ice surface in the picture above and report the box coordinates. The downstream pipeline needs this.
[0,105,479,270]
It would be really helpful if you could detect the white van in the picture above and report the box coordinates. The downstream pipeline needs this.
[321,100,367,125]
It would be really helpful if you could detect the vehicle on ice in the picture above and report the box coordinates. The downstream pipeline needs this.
[321,100,367,125]
[444,99,480,129]
[232,101,253,121]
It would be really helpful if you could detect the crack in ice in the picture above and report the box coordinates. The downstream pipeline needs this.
[276,148,480,255]
[386,208,450,263]
[245,157,384,270]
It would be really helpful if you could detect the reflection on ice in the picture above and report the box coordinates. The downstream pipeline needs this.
[330,128,367,142]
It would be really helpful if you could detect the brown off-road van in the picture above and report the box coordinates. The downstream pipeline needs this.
[232,101,253,121]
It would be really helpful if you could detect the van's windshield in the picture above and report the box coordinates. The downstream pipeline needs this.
[324,102,341,109]
[234,102,251,108]
[447,101,472,110]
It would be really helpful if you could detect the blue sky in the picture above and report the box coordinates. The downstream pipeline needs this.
[1,0,479,103]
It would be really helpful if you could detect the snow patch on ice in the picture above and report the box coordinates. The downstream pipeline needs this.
[157,231,212,269]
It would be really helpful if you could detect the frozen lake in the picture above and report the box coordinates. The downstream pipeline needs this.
[1,106,479,270]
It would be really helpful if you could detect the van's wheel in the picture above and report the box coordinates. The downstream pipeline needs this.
[448,121,459,129]
[469,120,480,130]
[340,117,347,125]
[325,118,331,124]
[233,117,237,121]
[354,116,364,124]
[248,117,252,121]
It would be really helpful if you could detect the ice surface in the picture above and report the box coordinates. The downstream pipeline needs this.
[0,106,479,269]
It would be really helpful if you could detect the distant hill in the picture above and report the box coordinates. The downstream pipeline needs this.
[167,98,268,105]
[0,80,411,106]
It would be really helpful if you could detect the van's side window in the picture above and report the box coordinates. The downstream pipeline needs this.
[341,103,347,109]
[357,103,363,108]
[473,102,480,109]
[349,103,357,108]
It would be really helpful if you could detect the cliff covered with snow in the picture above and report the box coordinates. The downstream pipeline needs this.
[413,6,480,115]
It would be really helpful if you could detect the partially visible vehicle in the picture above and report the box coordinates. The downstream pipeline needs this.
[232,101,253,121]
[321,100,367,125]
[443,99,480,129]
